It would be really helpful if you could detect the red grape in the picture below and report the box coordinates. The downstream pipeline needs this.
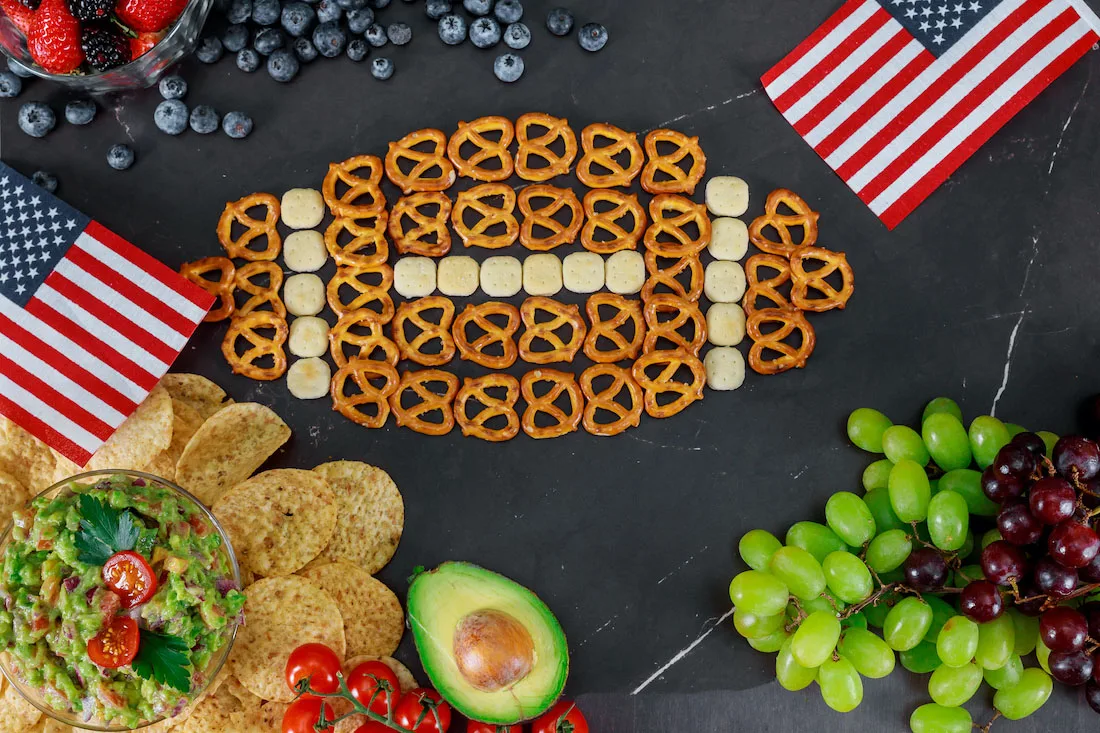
[1035,557,1078,598]
[1087,681,1100,714]
[1053,435,1100,481]
[960,580,1004,622]
[1029,477,1078,525]
[1083,553,1100,583]
[993,443,1036,479]
[1014,580,1046,617]
[982,467,1024,504]
[904,548,948,591]
[1011,431,1046,457]
[1049,521,1100,568]
[1049,650,1094,686]
[980,540,1027,586]
[1084,603,1100,640]
[998,501,1044,546]
[1040,606,1089,652]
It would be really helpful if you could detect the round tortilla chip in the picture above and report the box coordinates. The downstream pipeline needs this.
[0,469,30,521]
[0,681,42,732]
[230,576,346,703]
[344,654,418,693]
[299,561,404,658]
[85,383,174,472]
[146,399,205,483]
[0,416,67,493]
[258,701,290,730]
[176,403,291,506]
[214,469,337,577]
[311,461,404,574]
[160,373,234,420]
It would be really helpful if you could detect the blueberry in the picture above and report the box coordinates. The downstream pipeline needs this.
[315,0,341,22]
[236,47,261,71]
[158,74,187,100]
[226,0,251,24]
[545,7,572,36]
[493,52,522,82]
[106,144,135,170]
[346,7,373,33]
[222,111,253,139]
[17,102,55,138]
[503,21,528,48]
[254,27,286,54]
[345,37,368,61]
[293,37,319,61]
[370,56,393,80]
[222,23,250,52]
[0,71,22,98]
[336,0,367,9]
[469,16,500,48]
[364,22,387,46]
[189,105,219,134]
[386,22,411,45]
[425,0,449,18]
[462,0,489,15]
[31,171,57,193]
[195,37,224,63]
[251,0,279,24]
[494,0,521,23]
[280,2,315,36]
[266,49,299,81]
[64,99,96,125]
[577,22,607,52]
[312,20,347,57]
[7,58,33,78]
[154,99,188,135]
[437,14,465,45]
[368,0,389,7]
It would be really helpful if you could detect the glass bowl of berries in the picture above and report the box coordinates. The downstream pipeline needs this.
[0,0,211,93]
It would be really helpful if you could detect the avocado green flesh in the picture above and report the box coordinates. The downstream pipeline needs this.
[408,562,569,725]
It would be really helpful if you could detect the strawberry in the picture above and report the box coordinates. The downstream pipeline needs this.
[129,30,163,59]
[115,0,186,33]
[0,0,35,35]
[27,0,83,74]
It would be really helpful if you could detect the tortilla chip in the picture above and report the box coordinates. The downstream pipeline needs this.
[175,673,255,733]
[0,681,42,732]
[344,654,418,693]
[214,469,337,577]
[230,576,346,702]
[300,561,404,658]
[311,462,404,574]
[145,399,205,483]
[176,403,291,506]
[84,383,173,472]
[160,373,234,420]
[0,416,66,492]
[257,701,290,729]
[0,470,30,522]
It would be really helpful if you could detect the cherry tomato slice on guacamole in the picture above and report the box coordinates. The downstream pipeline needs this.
[347,660,402,715]
[101,550,158,609]
[285,643,342,696]
[282,697,334,733]
[394,688,452,733]
[532,700,589,733]
[87,615,140,669]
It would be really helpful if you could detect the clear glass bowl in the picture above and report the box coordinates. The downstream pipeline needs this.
[0,0,212,94]
[0,469,241,731]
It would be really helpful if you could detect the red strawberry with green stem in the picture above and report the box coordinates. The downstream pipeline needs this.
[115,0,186,33]
[27,0,83,73]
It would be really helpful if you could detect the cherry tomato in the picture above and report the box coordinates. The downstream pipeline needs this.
[354,723,395,733]
[393,688,452,733]
[347,660,402,715]
[102,551,158,609]
[285,643,342,696]
[467,722,520,733]
[282,697,334,733]
[87,616,140,668]
[532,700,588,733]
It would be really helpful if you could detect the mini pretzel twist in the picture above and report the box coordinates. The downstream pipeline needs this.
[453,301,521,369]
[583,293,645,363]
[576,123,643,189]
[517,184,584,251]
[180,257,236,322]
[641,251,704,302]
[642,294,706,356]
[447,116,515,182]
[390,369,460,436]
[790,246,855,312]
[327,265,395,322]
[217,193,281,261]
[330,358,400,429]
[520,369,583,439]
[451,183,519,249]
[454,373,521,442]
[391,296,456,366]
[748,188,820,258]
[747,307,816,375]
[324,215,390,268]
[631,348,706,418]
[235,261,286,318]
[742,253,793,316]
[221,310,288,381]
[643,194,711,258]
[580,189,646,254]
[385,128,457,194]
[515,113,578,182]
[579,364,643,436]
[323,155,386,217]
[329,308,401,367]
[518,297,587,364]
[389,192,453,257]
[640,129,707,195]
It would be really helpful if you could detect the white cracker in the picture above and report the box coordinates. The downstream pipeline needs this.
[706,302,746,346]
[605,250,645,295]
[703,261,746,303]
[287,357,331,399]
[705,176,749,217]
[704,347,746,391]
[394,257,437,299]
[284,230,328,272]
[281,188,326,229]
[437,256,480,297]
[562,251,605,294]
[708,218,749,261]
[284,273,326,316]
[288,316,330,358]
[480,256,523,297]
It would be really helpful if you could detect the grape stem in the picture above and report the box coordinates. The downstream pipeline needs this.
[974,710,1001,733]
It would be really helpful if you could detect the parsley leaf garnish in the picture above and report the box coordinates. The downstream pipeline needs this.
[74,494,141,566]
[131,630,191,693]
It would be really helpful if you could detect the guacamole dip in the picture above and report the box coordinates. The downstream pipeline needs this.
[0,474,246,727]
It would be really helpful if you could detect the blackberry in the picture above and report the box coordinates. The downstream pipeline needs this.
[31,171,57,193]
[67,0,111,23]
[81,23,129,72]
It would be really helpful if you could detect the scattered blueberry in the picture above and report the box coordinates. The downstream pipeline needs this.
[493,52,523,82]
[503,21,529,49]
[236,47,261,71]
[266,49,299,81]
[189,105,220,134]
[364,22,387,46]
[106,143,135,170]
[64,99,96,125]
[577,22,607,52]
[17,102,55,138]
[251,0,279,24]
[425,0,449,18]
[438,14,466,45]
[254,27,286,54]
[469,16,500,48]
[31,171,57,193]
[494,0,521,23]
[368,0,389,7]
[7,58,33,78]
[158,74,187,99]
[315,0,341,22]
[280,2,315,36]
[545,7,572,36]
[154,99,189,135]
[346,7,374,33]
[462,0,490,15]
[370,56,393,80]
[386,22,411,45]
[313,20,347,57]
[222,23,250,52]
[195,37,224,63]
[293,37,319,61]
[222,111,253,139]
[226,0,251,24]
[0,71,22,98]
[346,37,369,61]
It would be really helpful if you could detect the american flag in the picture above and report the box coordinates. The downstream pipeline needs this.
[762,0,1100,229]
[0,163,214,466]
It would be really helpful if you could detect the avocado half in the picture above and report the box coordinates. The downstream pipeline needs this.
[407,562,569,725]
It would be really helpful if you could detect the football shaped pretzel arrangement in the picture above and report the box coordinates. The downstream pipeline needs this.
[182,113,855,442]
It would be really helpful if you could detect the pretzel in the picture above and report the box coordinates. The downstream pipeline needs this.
[330,358,400,429]
[517,185,583,251]
[447,116,515,182]
[583,293,645,363]
[643,194,711,258]
[790,246,854,312]
[576,123,644,189]
[180,257,236,322]
[631,348,706,418]
[329,308,401,367]
[518,297,587,364]
[327,265,395,322]
[748,188,820,258]
[642,294,706,356]
[451,183,519,249]
[221,310,288,381]
[641,251,704,302]
[454,374,521,442]
[521,369,583,439]
[580,189,645,254]
[389,192,453,257]
[515,113,578,182]
[385,128,456,194]
[453,301,521,369]
[391,296,456,366]
[324,215,390,268]
[217,193,281,261]
[323,155,386,217]
[742,253,792,316]
[579,364,643,436]
[640,129,707,195]
[747,307,816,375]
[390,369,460,436]
[233,261,286,318]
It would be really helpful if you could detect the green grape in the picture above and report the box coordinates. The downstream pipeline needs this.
[926,490,968,551]
[921,413,972,471]
[866,529,913,573]
[981,528,1003,549]
[1037,431,1058,458]
[1005,422,1027,436]
[791,610,842,668]
[909,703,972,733]
[822,551,873,603]
[729,570,789,616]
[878,568,906,585]
[984,653,1024,690]
[825,492,877,547]
[935,616,978,667]
[1036,637,1051,674]
[786,521,849,564]
[862,459,894,492]
[956,531,975,562]
[882,425,931,465]
[817,656,863,713]
[968,415,1011,468]
[747,628,789,653]
[769,546,827,600]
[929,661,982,706]
[938,469,1000,517]
[921,397,964,424]
[863,488,907,534]
[739,529,783,571]
[847,408,893,453]
[975,613,1014,670]
[900,640,942,673]
[928,478,939,494]
[952,564,983,587]
[837,627,895,678]
[884,597,933,651]
[993,668,1052,720]
[923,595,958,643]
[1009,609,1038,656]
[843,612,868,630]
[889,459,931,522]
[776,637,817,691]
[801,592,845,616]
[733,609,786,639]
[863,591,898,628]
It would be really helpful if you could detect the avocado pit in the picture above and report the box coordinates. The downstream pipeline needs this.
[453,609,536,692]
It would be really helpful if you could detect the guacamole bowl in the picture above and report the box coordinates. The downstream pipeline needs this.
[0,469,243,731]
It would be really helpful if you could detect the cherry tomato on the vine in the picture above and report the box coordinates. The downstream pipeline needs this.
[467,722,520,732]
[532,700,588,733]
[354,722,396,733]
[87,615,140,668]
[285,643,342,696]
[282,697,335,733]
[393,688,452,733]
[102,550,158,608]
[347,660,402,715]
